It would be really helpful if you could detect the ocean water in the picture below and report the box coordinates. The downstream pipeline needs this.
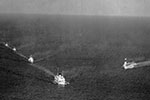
[0,14,150,100]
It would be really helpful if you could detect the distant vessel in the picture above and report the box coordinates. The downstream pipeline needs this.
[28,55,34,63]
[5,43,9,47]
[123,58,150,69]
[13,47,16,51]
[123,61,137,69]
[53,73,69,87]
[123,58,137,69]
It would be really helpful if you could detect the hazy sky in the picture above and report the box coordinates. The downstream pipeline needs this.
[0,0,149,16]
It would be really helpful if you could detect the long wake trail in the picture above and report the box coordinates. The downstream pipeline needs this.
[17,43,34,50]
[29,64,55,77]
[135,61,150,68]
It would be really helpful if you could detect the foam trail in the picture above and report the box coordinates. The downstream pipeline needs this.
[1,42,28,60]
[135,61,150,68]
[17,43,34,50]
[34,45,68,63]
[62,66,93,80]
[15,51,28,59]
[30,64,55,77]
[32,50,52,59]
[34,50,61,63]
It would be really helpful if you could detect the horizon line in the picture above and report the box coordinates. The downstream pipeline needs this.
[0,12,149,18]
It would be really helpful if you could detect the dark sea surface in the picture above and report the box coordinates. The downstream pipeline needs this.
[0,14,150,100]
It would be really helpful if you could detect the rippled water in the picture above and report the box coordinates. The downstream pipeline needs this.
[0,14,150,100]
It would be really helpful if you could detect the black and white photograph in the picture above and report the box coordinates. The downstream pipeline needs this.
[0,0,150,100]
